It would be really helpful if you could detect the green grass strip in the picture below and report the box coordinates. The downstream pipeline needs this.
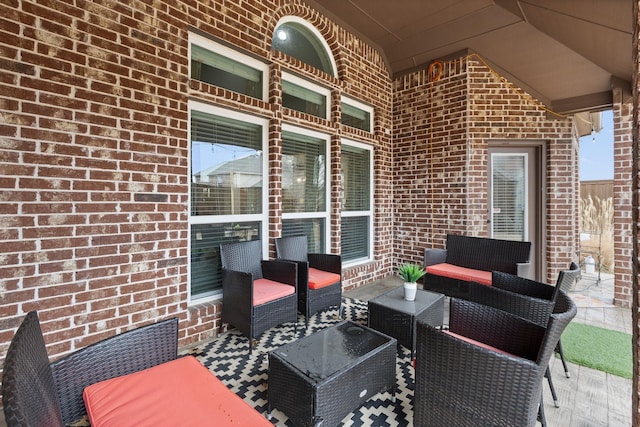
[560,322,632,379]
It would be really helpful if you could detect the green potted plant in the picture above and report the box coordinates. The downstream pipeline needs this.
[398,263,426,301]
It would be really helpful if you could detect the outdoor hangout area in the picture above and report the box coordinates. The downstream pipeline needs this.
[1,0,639,426]
[2,235,632,426]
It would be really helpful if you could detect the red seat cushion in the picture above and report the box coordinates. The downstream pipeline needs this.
[426,263,492,285]
[253,278,295,305]
[83,355,272,427]
[308,268,340,290]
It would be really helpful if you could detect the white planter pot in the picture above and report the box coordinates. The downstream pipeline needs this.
[403,282,417,301]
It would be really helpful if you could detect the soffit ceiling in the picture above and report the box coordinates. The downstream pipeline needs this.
[305,0,632,115]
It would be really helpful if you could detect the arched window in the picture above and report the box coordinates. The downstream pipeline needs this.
[272,17,336,76]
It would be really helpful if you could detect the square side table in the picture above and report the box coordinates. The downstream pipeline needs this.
[368,287,445,359]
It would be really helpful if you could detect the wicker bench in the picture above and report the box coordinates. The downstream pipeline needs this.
[423,234,531,299]
[2,311,272,427]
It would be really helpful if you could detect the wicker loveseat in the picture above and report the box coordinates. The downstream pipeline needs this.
[423,234,531,299]
[2,311,272,427]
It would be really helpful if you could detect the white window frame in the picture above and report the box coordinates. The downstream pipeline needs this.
[341,96,374,133]
[341,138,374,266]
[281,124,331,251]
[282,72,331,120]
[189,33,269,101]
[188,100,270,303]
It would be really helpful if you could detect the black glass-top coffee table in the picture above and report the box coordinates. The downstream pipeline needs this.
[267,321,396,427]
[368,287,445,359]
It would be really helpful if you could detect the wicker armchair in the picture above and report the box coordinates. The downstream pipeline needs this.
[275,235,342,327]
[414,292,576,427]
[220,239,298,352]
[492,263,581,378]
[2,311,178,426]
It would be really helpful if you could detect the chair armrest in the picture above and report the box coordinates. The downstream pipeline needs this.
[517,262,532,279]
[222,269,254,307]
[448,298,545,361]
[423,248,447,267]
[50,318,178,425]
[262,260,298,288]
[308,253,341,275]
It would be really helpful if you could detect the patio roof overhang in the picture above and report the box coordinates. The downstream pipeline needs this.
[305,0,632,118]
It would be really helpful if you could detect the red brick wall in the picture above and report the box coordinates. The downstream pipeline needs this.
[0,0,394,362]
[392,54,578,283]
[632,0,639,422]
[613,85,634,308]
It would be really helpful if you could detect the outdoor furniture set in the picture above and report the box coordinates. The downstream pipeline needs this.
[3,234,578,427]
[423,234,532,298]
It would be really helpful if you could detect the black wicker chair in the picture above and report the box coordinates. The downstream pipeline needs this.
[275,235,342,328]
[2,311,178,426]
[492,262,581,378]
[414,291,576,427]
[220,239,298,352]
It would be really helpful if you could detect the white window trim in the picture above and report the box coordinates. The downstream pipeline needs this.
[274,16,338,77]
[187,100,270,303]
[281,124,331,251]
[490,152,529,241]
[188,32,269,101]
[341,138,374,266]
[341,96,374,133]
[282,72,331,120]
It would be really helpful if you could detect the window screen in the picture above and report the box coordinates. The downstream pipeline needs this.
[342,102,371,132]
[282,218,325,253]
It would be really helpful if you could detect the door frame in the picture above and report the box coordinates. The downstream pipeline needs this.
[488,141,546,281]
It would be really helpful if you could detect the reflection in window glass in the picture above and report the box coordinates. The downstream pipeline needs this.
[272,21,334,76]
[191,111,262,216]
[191,221,261,297]
[282,131,326,213]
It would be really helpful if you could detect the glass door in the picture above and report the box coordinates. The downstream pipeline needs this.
[489,145,542,280]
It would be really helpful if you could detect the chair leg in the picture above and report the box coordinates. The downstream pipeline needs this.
[545,366,559,408]
[557,339,570,378]
[538,389,547,427]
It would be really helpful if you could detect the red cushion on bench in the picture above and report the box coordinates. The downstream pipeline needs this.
[308,268,340,290]
[83,355,272,427]
[426,263,492,285]
[253,278,295,305]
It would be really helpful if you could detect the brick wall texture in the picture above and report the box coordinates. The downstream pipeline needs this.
[0,0,629,369]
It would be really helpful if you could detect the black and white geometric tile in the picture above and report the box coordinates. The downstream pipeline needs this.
[192,298,414,426]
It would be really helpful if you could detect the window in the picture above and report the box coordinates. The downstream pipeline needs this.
[272,17,336,76]
[282,73,330,119]
[341,140,373,264]
[341,97,373,132]
[189,101,268,300]
[189,33,268,100]
[281,125,329,252]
